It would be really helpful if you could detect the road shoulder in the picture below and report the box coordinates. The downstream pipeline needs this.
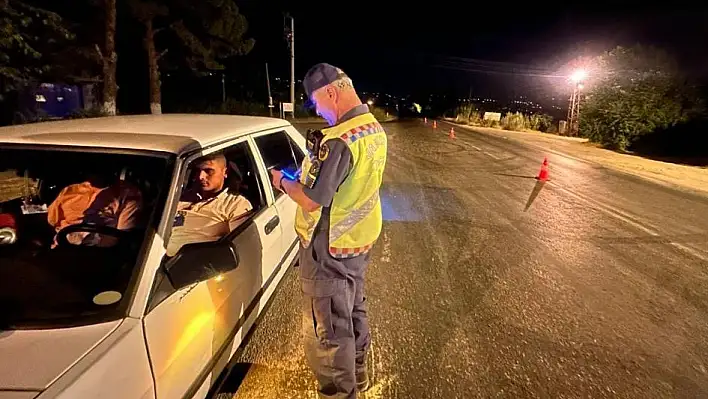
[449,122,708,197]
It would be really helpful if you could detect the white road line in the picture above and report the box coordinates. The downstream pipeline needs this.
[471,145,482,151]
[552,182,708,262]
[483,151,500,160]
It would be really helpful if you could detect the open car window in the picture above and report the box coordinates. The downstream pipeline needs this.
[254,131,305,198]
[164,141,265,257]
[0,146,172,329]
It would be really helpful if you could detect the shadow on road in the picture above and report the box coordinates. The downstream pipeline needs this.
[212,362,253,398]
[493,172,538,180]
[524,180,547,212]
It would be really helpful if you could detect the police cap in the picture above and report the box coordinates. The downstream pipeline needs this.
[303,63,349,109]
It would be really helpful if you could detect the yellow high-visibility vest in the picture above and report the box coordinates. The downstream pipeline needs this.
[295,112,387,258]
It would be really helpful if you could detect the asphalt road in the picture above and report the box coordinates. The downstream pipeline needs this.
[214,120,708,399]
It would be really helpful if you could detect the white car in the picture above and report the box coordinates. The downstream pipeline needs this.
[0,115,306,399]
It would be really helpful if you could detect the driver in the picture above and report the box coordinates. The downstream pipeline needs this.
[47,167,143,247]
[166,153,252,257]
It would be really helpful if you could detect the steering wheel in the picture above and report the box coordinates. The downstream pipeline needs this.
[55,224,129,248]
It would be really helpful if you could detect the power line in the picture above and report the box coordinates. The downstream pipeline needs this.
[440,55,554,71]
[432,64,566,79]
[430,54,566,78]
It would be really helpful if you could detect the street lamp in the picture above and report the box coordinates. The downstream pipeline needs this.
[367,99,374,106]
[569,68,587,83]
[567,69,587,136]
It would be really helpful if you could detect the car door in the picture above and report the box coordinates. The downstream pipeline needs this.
[142,139,283,399]
[252,128,305,255]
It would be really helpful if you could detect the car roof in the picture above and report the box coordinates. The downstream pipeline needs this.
[0,114,292,155]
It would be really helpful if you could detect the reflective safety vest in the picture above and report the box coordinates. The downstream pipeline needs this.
[295,112,387,258]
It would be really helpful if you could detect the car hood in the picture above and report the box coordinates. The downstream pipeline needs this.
[0,320,121,392]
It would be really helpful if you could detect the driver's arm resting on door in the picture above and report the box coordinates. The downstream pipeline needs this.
[166,191,253,256]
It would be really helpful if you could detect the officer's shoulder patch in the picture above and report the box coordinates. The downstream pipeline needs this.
[318,142,330,161]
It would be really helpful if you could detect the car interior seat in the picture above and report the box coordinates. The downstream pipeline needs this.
[225,156,263,209]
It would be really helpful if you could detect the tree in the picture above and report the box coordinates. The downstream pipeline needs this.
[0,0,72,90]
[129,0,167,114]
[34,0,119,115]
[172,0,254,71]
[95,0,117,115]
[129,0,254,114]
[579,46,699,151]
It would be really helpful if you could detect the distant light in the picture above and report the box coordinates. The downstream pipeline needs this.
[57,96,64,102]
[570,69,587,83]
[35,94,46,103]
[214,274,225,282]
[367,99,374,106]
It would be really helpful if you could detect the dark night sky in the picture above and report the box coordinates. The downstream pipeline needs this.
[237,2,708,102]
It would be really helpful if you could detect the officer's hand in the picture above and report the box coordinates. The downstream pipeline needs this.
[270,169,284,191]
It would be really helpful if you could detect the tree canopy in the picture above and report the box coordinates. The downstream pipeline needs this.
[0,0,73,89]
[579,46,702,150]
[128,0,254,113]
[169,0,254,72]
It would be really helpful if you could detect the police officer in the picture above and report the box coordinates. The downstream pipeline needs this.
[270,63,387,398]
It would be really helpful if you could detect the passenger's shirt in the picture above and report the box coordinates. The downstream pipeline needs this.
[166,189,252,256]
[48,181,142,231]
[47,181,143,246]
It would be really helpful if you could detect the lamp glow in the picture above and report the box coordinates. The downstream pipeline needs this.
[570,69,587,83]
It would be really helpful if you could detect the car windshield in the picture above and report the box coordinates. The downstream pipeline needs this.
[0,146,172,329]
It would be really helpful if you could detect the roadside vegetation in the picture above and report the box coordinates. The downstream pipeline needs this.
[579,46,705,153]
[447,45,707,165]
[449,104,556,133]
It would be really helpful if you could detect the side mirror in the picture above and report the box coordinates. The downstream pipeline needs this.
[164,240,239,290]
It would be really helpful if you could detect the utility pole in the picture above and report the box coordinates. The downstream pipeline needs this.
[567,90,575,135]
[567,82,583,136]
[265,63,274,117]
[288,15,295,108]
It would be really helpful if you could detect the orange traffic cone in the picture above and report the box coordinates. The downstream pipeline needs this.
[432,120,437,129]
[424,117,428,124]
[536,157,550,181]
[449,127,456,139]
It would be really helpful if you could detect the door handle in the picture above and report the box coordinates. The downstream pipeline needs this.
[264,215,280,235]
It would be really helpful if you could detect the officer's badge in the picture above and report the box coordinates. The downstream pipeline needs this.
[305,160,321,188]
[318,143,330,161]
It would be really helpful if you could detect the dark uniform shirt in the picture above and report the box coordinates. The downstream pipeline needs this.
[300,104,371,280]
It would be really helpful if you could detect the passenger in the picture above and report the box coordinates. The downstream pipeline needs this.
[47,168,143,247]
[166,154,252,256]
